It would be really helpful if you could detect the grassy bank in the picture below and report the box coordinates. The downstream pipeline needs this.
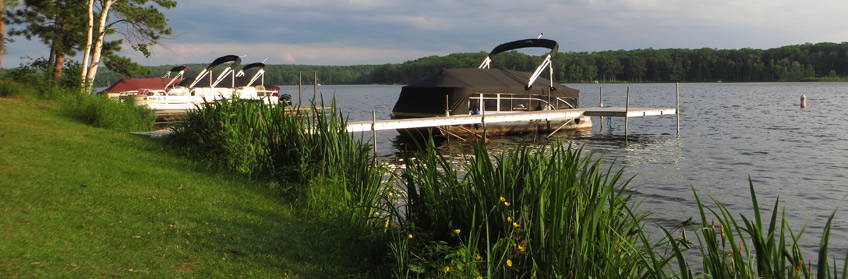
[0,98,382,277]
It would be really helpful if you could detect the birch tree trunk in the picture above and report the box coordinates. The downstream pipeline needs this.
[80,0,96,90]
[84,0,116,92]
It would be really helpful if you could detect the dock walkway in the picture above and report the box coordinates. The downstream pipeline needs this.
[345,107,677,133]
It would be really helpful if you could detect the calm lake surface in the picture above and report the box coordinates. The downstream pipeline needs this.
[281,82,848,254]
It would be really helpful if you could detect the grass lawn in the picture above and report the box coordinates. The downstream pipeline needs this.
[0,98,380,278]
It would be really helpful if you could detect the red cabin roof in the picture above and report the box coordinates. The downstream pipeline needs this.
[101,77,184,93]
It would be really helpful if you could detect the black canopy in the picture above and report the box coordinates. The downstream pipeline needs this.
[167,65,189,73]
[234,62,266,87]
[486,38,558,60]
[178,55,242,88]
[392,67,579,116]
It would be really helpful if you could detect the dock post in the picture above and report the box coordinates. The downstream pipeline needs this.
[313,72,318,102]
[481,93,487,138]
[599,87,604,107]
[599,87,604,132]
[298,72,302,106]
[625,87,630,138]
[676,83,680,136]
[445,95,450,116]
[372,111,377,157]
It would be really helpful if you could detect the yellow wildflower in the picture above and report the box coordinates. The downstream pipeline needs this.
[507,216,512,222]
[408,233,413,239]
[506,259,513,267]
[475,254,481,260]
[504,201,511,207]
[513,222,519,228]
[444,266,450,273]
[499,196,506,202]
[477,276,483,279]
[454,229,461,234]
[518,245,525,252]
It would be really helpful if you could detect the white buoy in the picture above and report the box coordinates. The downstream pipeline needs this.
[801,94,807,108]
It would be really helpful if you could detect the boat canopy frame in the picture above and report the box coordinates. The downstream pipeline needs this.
[186,55,242,89]
[162,65,188,89]
[236,62,266,87]
[478,38,559,89]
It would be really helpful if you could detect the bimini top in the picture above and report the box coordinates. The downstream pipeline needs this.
[179,55,242,88]
[234,62,266,87]
[392,67,579,116]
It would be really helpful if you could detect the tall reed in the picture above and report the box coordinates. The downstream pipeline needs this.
[170,97,392,231]
[664,178,848,279]
[393,138,654,278]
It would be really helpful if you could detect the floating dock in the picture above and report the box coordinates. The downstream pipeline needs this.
[346,107,677,133]
[349,84,681,137]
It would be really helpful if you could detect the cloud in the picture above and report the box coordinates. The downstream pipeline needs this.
[4,0,848,68]
[132,42,443,66]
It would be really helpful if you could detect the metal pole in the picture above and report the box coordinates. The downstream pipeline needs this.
[481,93,486,135]
[298,72,302,107]
[372,111,377,157]
[599,87,604,132]
[599,86,604,107]
[625,87,630,138]
[313,72,318,102]
[676,83,680,136]
[445,95,450,116]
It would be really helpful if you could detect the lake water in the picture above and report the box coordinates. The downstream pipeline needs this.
[281,82,848,254]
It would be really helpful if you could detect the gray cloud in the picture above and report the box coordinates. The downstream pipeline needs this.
[4,0,848,67]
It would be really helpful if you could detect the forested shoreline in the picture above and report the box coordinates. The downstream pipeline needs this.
[93,42,848,87]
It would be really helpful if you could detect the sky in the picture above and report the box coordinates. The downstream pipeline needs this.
[4,0,848,67]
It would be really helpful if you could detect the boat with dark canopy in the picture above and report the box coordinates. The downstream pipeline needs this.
[391,38,591,138]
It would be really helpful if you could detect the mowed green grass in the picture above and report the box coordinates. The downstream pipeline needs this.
[0,98,376,278]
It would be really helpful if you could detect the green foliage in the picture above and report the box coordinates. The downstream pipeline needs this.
[100,40,152,78]
[60,92,156,132]
[0,56,53,88]
[664,179,848,279]
[391,139,655,278]
[1,66,156,132]
[169,97,392,232]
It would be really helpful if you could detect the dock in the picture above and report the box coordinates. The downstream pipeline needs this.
[349,84,681,136]
[346,107,677,133]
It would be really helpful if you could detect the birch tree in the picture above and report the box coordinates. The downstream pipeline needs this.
[80,0,175,91]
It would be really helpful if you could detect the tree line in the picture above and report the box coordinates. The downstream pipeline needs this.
[91,42,848,87]
[367,42,848,84]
